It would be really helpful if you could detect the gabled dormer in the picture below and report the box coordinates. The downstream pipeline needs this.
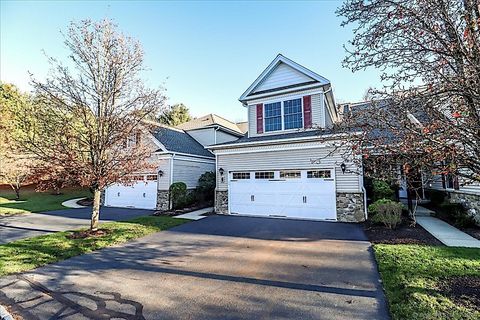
[239,54,339,137]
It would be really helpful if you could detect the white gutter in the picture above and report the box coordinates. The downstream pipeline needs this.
[207,131,361,150]
[154,150,214,160]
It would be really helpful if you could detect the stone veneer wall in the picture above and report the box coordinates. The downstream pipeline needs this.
[448,192,480,226]
[336,192,366,222]
[215,190,228,214]
[156,190,170,211]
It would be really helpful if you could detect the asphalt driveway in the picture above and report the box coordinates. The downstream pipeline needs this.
[0,207,154,244]
[0,215,389,320]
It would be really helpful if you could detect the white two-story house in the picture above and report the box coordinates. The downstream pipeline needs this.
[208,54,367,222]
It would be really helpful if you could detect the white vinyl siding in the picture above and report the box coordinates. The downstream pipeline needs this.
[173,158,215,189]
[248,91,325,137]
[252,62,314,94]
[187,128,241,146]
[312,93,324,128]
[186,128,216,146]
[215,142,361,193]
[216,130,241,144]
[156,158,172,191]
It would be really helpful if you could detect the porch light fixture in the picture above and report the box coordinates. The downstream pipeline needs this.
[340,163,346,174]
[158,170,164,177]
[219,168,225,176]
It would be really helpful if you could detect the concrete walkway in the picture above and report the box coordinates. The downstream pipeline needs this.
[416,215,480,248]
[174,207,213,220]
[61,197,87,208]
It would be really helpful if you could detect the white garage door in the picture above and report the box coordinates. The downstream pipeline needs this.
[229,169,336,220]
[105,174,158,210]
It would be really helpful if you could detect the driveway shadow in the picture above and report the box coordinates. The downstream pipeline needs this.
[168,215,369,242]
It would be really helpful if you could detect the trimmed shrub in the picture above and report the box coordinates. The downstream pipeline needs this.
[438,203,476,228]
[369,198,403,229]
[196,171,215,202]
[372,180,396,201]
[169,182,187,209]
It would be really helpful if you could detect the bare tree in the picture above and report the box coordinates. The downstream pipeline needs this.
[0,154,33,200]
[334,0,480,205]
[16,19,166,230]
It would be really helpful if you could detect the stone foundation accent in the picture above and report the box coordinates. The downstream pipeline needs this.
[448,192,480,226]
[336,192,366,222]
[215,190,228,214]
[156,190,170,211]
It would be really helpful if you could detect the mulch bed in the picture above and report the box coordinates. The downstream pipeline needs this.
[364,218,443,245]
[153,202,213,216]
[67,229,112,239]
[77,198,93,206]
[437,275,480,312]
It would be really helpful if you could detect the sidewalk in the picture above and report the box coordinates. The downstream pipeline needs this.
[174,207,214,220]
[416,214,480,248]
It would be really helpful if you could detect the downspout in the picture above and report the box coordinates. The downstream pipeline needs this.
[169,153,175,210]
[362,186,368,220]
[214,126,220,145]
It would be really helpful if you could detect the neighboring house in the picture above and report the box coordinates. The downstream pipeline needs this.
[103,115,244,211]
[177,114,245,146]
[341,98,480,225]
[207,54,367,222]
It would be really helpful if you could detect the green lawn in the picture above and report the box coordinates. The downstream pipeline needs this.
[374,244,480,320]
[0,216,188,277]
[0,187,91,215]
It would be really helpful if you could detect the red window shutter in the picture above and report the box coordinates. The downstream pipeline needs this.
[303,95,312,128]
[256,104,263,134]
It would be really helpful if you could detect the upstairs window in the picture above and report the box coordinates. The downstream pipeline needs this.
[283,98,303,129]
[264,102,282,132]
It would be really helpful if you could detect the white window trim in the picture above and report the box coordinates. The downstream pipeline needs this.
[263,96,304,133]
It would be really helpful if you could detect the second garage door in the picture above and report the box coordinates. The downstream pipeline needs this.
[104,174,158,210]
[229,169,336,220]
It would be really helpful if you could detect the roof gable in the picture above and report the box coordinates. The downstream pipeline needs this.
[239,54,330,102]
[252,62,315,94]
[177,114,243,135]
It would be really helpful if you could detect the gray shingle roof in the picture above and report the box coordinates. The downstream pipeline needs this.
[151,127,214,158]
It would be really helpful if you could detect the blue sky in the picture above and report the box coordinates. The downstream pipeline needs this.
[1,0,383,122]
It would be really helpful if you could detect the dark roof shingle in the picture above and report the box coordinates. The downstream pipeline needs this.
[151,127,214,158]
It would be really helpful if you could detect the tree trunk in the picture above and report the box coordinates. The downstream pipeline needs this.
[14,186,20,200]
[10,183,21,200]
[90,189,101,231]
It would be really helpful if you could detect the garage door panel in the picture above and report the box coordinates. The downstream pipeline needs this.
[105,178,157,210]
[229,170,336,220]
